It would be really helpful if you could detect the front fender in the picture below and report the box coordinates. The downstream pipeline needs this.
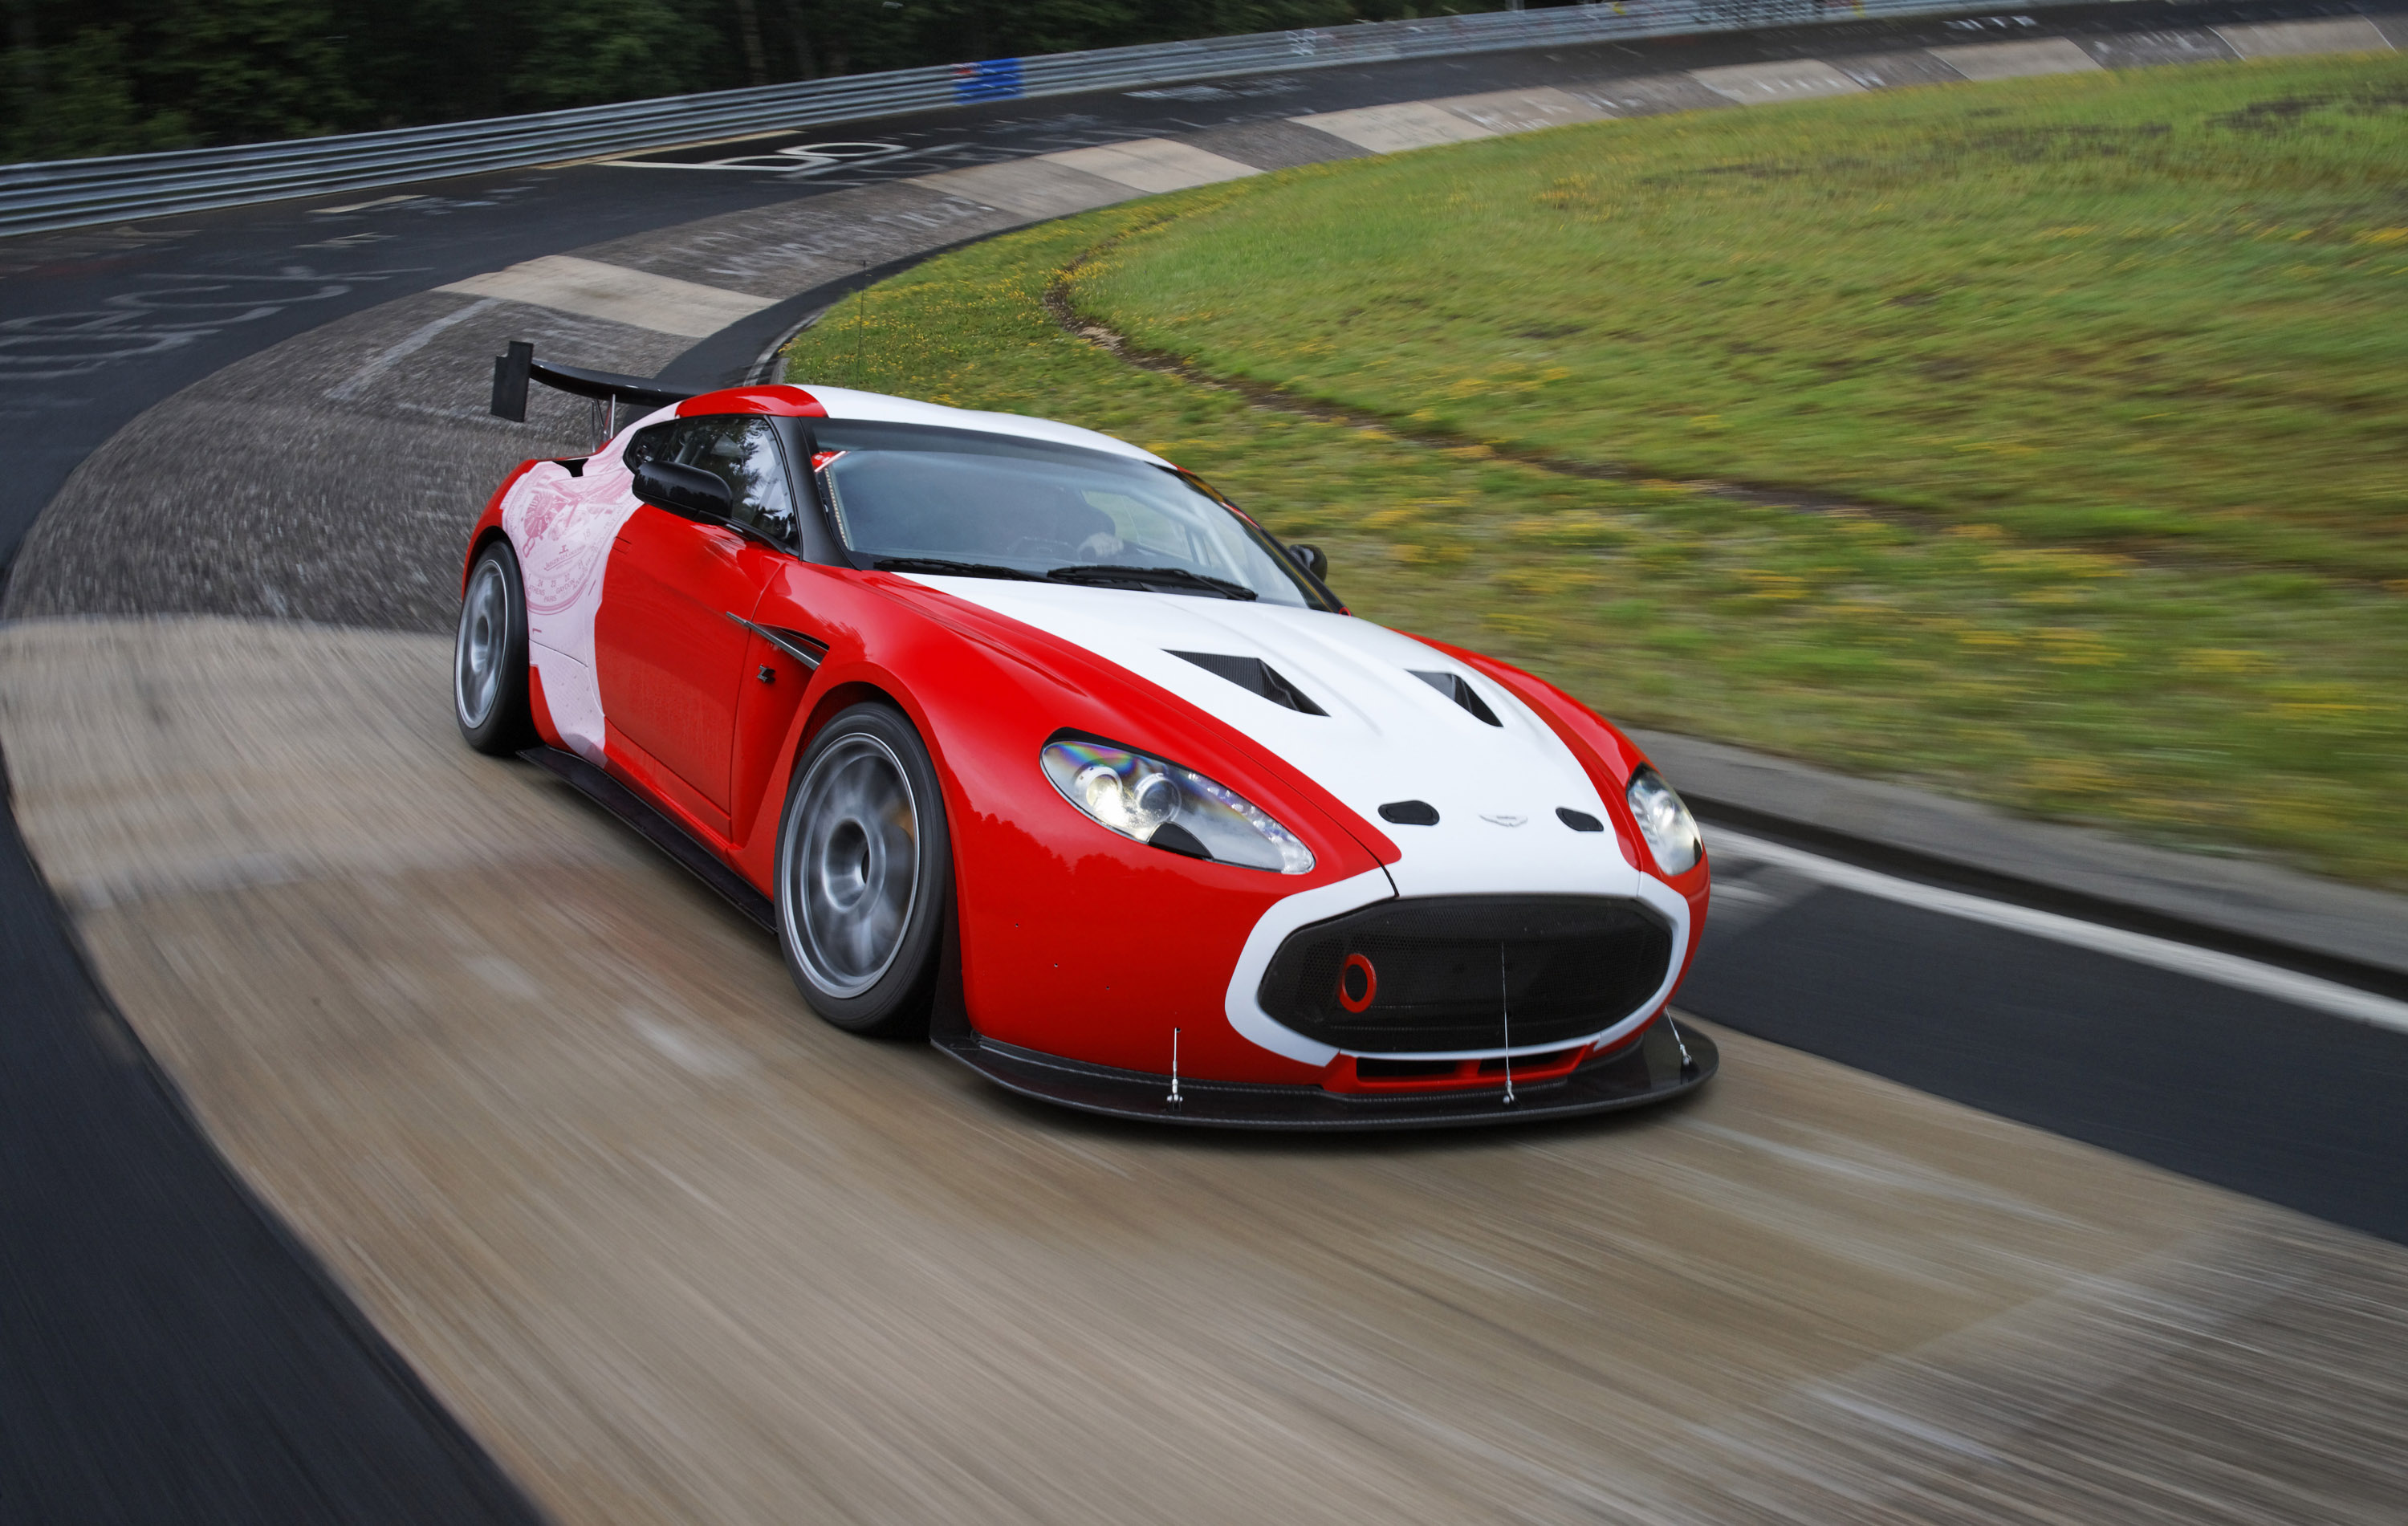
[736,567,1393,1084]
[462,458,544,596]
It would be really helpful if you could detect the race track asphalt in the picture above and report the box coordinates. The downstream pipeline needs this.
[4,5,2406,1520]
[1679,865,2408,1242]
[8,618,2405,1525]
[0,805,548,1526]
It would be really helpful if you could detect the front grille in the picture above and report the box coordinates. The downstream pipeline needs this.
[1258,896,1674,1053]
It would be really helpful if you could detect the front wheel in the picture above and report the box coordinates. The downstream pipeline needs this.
[776,702,952,1037]
[455,541,535,755]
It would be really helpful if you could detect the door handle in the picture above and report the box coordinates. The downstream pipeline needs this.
[725,613,829,670]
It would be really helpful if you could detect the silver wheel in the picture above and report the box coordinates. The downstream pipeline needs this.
[784,733,923,999]
[455,556,509,729]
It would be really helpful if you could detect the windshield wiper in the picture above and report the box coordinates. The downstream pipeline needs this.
[1045,564,1259,600]
[872,556,1045,582]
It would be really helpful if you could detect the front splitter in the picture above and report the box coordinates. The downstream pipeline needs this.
[929,1014,1715,1130]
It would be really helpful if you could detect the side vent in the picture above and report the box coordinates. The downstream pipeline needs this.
[1556,808,1605,833]
[725,614,830,670]
[1409,669,1501,726]
[1169,651,1328,716]
[1379,800,1440,826]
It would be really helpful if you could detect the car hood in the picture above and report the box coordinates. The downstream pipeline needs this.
[903,577,1645,901]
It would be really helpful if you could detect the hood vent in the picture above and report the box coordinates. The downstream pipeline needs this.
[1410,669,1502,726]
[1169,651,1328,716]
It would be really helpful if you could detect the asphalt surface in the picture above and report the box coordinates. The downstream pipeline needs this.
[0,824,547,1525]
[10,617,2406,1526]
[1686,840,2408,1243]
[3,2,2406,1518]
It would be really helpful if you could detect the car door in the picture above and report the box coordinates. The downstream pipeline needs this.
[595,413,799,837]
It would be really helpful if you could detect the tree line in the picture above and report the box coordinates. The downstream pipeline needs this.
[2,0,1502,161]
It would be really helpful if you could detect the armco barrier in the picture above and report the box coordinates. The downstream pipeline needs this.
[1,0,2081,238]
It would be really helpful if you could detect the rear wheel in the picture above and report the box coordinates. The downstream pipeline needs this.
[776,703,951,1037]
[455,541,535,755]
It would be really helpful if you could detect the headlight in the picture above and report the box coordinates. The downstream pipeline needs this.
[1042,737,1314,874]
[1626,767,1702,876]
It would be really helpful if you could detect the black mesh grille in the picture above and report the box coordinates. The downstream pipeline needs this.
[1258,896,1674,1052]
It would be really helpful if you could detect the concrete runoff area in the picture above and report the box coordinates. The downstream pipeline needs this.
[2074,27,2243,70]
[438,255,779,340]
[1176,117,1371,171]
[1826,47,1979,89]
[5,617,2407,1526]
[1573,71,1741,118]
[1690,59,1869,104]
[1426,86,1608,135]
[1287,100,1499,154]
[571,181,1023,299]
[2216,15,2398,57]
[904,159,1138,222]
[1929,36,2108,80]
[1039,139,1263,194]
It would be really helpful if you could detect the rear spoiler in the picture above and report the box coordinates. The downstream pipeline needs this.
[490,340,694,439]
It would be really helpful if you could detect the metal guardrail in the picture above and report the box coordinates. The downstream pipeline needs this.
[0,0,2080,238]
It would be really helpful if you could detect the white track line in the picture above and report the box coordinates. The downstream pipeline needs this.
[1706,827,2408,1033]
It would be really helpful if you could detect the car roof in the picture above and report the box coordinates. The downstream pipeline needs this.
[670,383,1171,469]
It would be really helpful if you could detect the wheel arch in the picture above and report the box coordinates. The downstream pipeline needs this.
[462,458,543,596]
[463,524,515,596]
[758,675,961,885]
[795,679,912,763]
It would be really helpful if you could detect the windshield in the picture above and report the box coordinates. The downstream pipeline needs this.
[809,421,1329,608]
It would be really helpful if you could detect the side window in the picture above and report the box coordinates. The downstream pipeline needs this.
[668,416,797,541]
[622,421,673,472]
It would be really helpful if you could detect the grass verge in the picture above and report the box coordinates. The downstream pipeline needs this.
[1088,54,2408,581]
[787,55,2408,889]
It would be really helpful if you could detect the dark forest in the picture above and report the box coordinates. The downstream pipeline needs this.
[1,0,1496,160]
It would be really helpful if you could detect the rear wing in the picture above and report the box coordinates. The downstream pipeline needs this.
[490,340,694,443]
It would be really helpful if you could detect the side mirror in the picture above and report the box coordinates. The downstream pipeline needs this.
[633,458,733,522]
[1286,542,1328,581]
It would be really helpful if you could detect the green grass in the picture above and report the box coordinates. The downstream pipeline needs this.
[1085,55,2408,580]
[787,55,2408,889]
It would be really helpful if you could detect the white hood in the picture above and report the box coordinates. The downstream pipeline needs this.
[911,579,1643,900]
[917,577,1691,1064]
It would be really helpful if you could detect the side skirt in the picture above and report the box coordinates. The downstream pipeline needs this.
[520,747,775,934]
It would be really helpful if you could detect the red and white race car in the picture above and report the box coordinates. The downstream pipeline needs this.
[458,364,1714,1127]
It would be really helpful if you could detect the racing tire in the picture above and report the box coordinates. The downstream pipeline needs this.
[775,702,952,1038]
[455,540,535,755]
